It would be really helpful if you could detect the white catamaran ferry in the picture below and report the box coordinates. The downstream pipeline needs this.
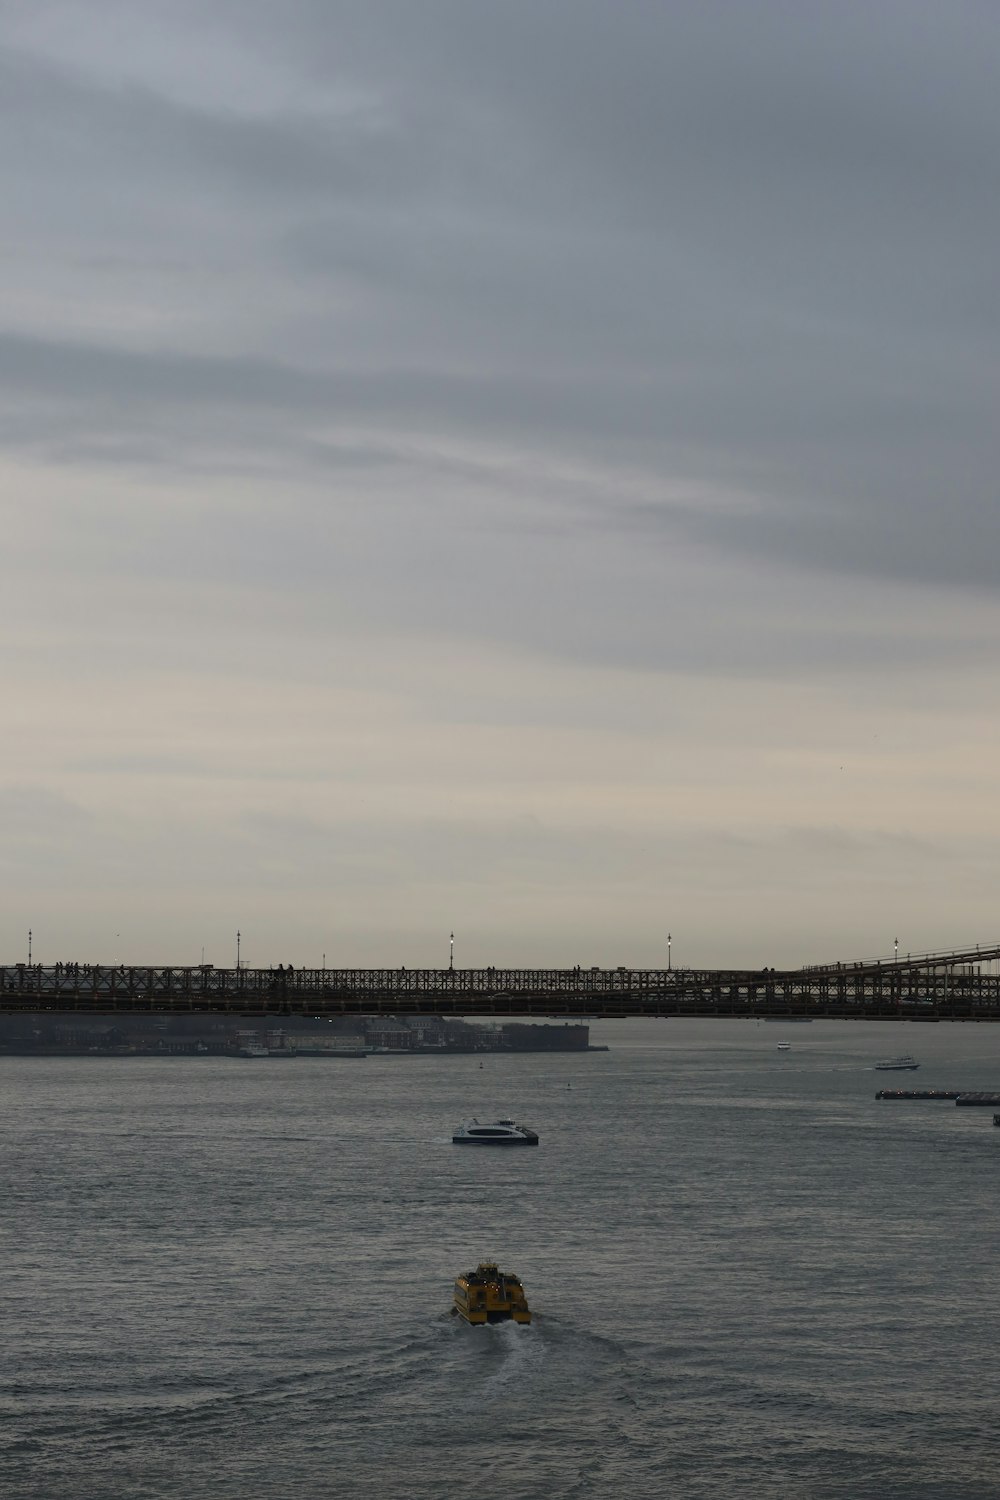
[452,1118,539,1145]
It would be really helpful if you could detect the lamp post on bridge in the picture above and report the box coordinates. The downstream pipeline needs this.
[668,933,672,972]
[28,928,32,965]
[236,930,241,972]
[894,936,900,1010]
[449,932,454,971]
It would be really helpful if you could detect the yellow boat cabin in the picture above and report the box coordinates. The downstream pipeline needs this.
[452,1262,532,1325]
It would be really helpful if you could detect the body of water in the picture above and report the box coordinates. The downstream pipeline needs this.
[4,1018,1000,1498]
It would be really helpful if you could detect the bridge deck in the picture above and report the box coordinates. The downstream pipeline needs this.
[3,944,1000,1019]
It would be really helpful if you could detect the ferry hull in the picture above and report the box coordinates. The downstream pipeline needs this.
[452,1304,532,1325]
[451,1118,539,1145]
[452,1135,538,1146]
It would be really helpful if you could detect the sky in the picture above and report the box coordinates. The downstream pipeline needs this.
[3,0,1000,971]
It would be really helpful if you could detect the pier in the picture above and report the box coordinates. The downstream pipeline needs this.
[3,942,1000,1018]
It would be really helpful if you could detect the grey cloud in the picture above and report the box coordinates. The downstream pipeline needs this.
[7,1,1000,966]
[0,785,90,840]
[4,1,1000,627]
[0,44,398,208]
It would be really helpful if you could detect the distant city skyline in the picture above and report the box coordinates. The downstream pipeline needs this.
[4,2,1000,968]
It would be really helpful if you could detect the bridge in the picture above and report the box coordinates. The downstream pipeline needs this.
[4,942,1000,1019]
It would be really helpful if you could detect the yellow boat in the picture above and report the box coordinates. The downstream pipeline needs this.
[452,1261,532,1325]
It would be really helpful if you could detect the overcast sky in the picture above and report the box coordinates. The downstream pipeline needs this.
[3,0,999,969]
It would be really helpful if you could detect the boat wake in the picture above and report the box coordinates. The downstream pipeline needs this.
[479,1321,545,1393]
[444,1309,632,1413]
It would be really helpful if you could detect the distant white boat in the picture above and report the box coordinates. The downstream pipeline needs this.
[776,1042,791,1052]
[875,1055,919,1072]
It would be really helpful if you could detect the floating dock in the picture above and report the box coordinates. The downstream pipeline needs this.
[876,1089,960,1100]
[876,1089,1000,1105]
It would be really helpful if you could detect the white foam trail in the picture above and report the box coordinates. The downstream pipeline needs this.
[481,1321,544,1393]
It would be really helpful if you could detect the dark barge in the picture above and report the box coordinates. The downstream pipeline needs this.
[875,1089,961,1100]
[876,1089,1000,1105]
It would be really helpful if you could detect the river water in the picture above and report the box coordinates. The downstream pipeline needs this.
[4,1018,1000,1499]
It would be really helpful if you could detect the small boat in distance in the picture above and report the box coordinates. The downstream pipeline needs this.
[452,1118,539,1146]
[875,1055,920,1072]
[776,1042,791,1052]
[452,1262,532,1324]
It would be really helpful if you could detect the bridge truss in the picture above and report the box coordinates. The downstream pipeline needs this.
[3,943,1000,1019]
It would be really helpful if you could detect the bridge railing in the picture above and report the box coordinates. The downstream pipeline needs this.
[3,950,1000,1016]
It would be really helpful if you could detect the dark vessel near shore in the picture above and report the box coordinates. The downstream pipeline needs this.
[876,1089,1000,1105]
